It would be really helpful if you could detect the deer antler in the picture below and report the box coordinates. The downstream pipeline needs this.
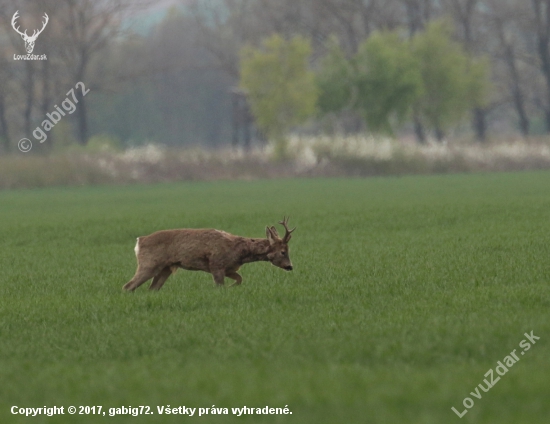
[278,216,295,243]
[11,11,28,37]
[11,11,48,41]
[30,13,49,40]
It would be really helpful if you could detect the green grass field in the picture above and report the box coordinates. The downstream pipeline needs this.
[0,173,549,423]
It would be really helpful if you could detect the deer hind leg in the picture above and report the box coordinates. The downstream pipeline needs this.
[149,266,176,291]
[123,265,158,291]
[226,271,243,287]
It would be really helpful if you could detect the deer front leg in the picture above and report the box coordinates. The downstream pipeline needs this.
[211,269,226,286]
[226,271,243,287]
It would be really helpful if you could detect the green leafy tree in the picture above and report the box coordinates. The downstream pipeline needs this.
[412,20,490,140]
[316,37,355,116]
[240,34,318,157]
[354,32,423,134]
[316,32,423,135]
[316,22,490,141]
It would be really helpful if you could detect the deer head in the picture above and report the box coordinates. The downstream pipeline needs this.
[265,216,296,271]
[12,11,49,54]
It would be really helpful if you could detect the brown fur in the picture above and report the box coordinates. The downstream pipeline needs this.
[123,218,295,291]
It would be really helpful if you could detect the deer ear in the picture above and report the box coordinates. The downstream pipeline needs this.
[266,226,276,245]
[270,226,280,238]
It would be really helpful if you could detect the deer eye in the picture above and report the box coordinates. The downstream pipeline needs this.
[281,251,286,256]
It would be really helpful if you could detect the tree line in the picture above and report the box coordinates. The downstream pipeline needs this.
[0,0,549,154]
[240,21,488,152]
[193,0,550,143]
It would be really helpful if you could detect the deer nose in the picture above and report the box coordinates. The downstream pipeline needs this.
[285,265,293,271]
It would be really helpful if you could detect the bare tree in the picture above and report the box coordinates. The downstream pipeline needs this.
[0,55,11,152]
[529,0,550,132]
[0,1,12,152]
[395,0,441,142]
[0,0,142,151]
[55,0,146,145]
[399,0,440,36]
[443,0,491,140]
[188,0,254,78]
[482,1,531,136]
[313,0,403,54]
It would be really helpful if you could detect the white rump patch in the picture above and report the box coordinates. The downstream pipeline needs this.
[134,238,140,256]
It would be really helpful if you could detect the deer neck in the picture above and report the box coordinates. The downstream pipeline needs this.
[240,238,271,264]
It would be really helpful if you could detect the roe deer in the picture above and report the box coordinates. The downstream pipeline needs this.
[123,217,295,291]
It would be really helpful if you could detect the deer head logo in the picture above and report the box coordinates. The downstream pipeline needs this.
[11,11,49,54]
